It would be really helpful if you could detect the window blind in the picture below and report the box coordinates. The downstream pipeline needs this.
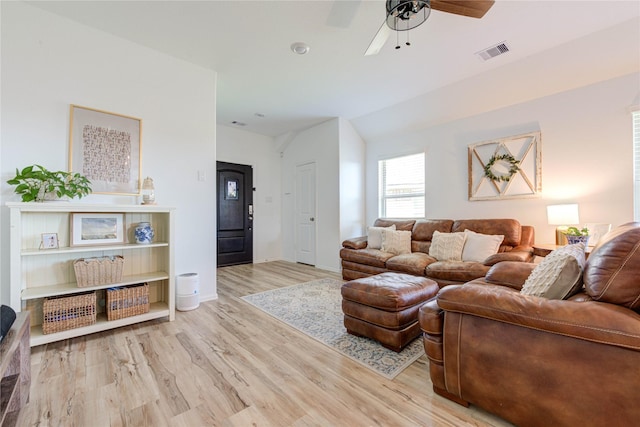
[378,153,425,218]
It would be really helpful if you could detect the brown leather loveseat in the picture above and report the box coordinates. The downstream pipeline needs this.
[340,218,535,287]
[419,222,640,426]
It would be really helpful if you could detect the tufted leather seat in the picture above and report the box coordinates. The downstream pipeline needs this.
[341,272,439,352]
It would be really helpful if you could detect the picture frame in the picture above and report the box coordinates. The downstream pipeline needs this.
[40,233,59,250]
[70,213,125,246]
[468,131,542,201]
[69,104,142,195]
[584,223,612,247]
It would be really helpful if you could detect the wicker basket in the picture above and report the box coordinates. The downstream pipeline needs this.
[42,292,96,334]
[106,283,150,321]
[73,256,124,287]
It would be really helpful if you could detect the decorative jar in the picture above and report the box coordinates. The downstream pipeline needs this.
[135,222,154,244]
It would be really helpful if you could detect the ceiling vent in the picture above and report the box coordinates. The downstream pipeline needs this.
[476,41,510,61]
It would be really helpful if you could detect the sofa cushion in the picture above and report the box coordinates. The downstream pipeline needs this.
[381,229,412,255]
[425,261,490,282]
[411,220,455,254]
[367,224,395,249]
[452,219,521,248]
[412,220,455,242]
[584,222,640,310]
[386,252,437,276]
[462,230,504,262]
[429,231,466,261]
[520,243,585,299]
[339,248,395,268]
[373,218,416,231]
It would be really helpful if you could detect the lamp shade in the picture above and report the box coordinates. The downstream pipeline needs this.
[547,204,579,225]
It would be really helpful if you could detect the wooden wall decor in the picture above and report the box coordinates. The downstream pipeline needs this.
[468,131,541,201]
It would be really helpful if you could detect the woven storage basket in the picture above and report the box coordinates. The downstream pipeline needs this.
[73,255,124,287]
[106,283,150,321]
[42,292,96,334]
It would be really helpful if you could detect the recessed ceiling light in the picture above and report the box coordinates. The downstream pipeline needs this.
[231,120,246,126]
[255,113,265,118]
[290,42,310,55]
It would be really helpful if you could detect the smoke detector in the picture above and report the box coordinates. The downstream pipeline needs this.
[291,42,310,55]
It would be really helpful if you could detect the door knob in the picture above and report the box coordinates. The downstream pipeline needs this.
[310,217,315,222]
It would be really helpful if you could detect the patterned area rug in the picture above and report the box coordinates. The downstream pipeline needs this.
[241,278,425,380]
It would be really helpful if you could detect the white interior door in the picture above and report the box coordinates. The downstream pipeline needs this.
[295,162,316,265]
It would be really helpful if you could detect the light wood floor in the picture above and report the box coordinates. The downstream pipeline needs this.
[18,261,511,426]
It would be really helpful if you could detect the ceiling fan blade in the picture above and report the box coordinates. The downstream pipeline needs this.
[364,22,391,56]
[431,0,495,19]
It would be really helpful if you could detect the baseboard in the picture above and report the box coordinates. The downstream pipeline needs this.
[199,293,219,302]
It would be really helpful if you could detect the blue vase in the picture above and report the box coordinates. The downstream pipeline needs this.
[566,235,589,246]
[135,222,154,244]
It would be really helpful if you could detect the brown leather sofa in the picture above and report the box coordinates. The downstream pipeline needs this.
[340,218,535,286]
[419,222,640,427]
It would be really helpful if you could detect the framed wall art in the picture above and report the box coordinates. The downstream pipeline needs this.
[69,105,142,195]
[70,212,125,246]
[468,131,542,201]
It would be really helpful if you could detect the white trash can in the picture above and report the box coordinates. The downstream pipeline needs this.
[176,273,199,311]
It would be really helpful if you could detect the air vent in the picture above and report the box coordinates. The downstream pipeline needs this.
[476,41,510,61]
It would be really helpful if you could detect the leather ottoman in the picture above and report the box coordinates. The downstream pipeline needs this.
[341,272,439,352]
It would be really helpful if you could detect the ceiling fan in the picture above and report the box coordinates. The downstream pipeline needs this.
[365,0,495,56]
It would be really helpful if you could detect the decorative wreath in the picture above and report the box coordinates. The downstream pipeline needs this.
[483,153,520,182]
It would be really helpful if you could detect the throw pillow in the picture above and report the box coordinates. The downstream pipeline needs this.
[367,224,396,249]
[521,243,586,299]
[428,231,466,261]
[462,230,504,263]
[381,229,412,255]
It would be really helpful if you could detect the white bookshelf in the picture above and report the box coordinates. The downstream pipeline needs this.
[8,202,175,346]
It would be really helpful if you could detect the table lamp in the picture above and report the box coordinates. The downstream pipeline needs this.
[547,203,580,245]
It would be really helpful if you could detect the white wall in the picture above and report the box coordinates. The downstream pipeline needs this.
[1,2,218,304]
[281,119,340,272]
[338,117,366,240]
[216,125,282,263]
[364,72,639,244]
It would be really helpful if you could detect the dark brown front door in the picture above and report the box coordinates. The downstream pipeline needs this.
[217,161,253,267]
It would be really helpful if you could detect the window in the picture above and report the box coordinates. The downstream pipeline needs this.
[378,152,425,218]
[634,110,640,220]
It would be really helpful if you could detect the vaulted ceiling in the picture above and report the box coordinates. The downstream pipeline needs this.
[30,1,640,137]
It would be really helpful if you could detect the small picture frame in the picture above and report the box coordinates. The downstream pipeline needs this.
[70,212,125,246]
[584,223,612,247]
[41,233,59,250]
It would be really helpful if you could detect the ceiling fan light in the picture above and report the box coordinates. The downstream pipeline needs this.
[386,0,431,31]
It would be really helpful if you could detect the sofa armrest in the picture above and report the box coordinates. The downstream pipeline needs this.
[342,236,368,250]
[437,283,640,350]
[483,261,536,290]
[484,249,533,266]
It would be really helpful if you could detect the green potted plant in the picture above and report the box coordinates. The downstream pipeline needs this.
[7,164,92,202]
[564,226,590,246]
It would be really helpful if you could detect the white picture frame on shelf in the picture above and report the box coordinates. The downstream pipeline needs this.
[40,233,59,250]
[71,212,125,246]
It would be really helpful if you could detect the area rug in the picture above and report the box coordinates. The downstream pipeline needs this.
[241,278,425,379]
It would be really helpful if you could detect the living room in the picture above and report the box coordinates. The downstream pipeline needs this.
[1,0,639,425]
